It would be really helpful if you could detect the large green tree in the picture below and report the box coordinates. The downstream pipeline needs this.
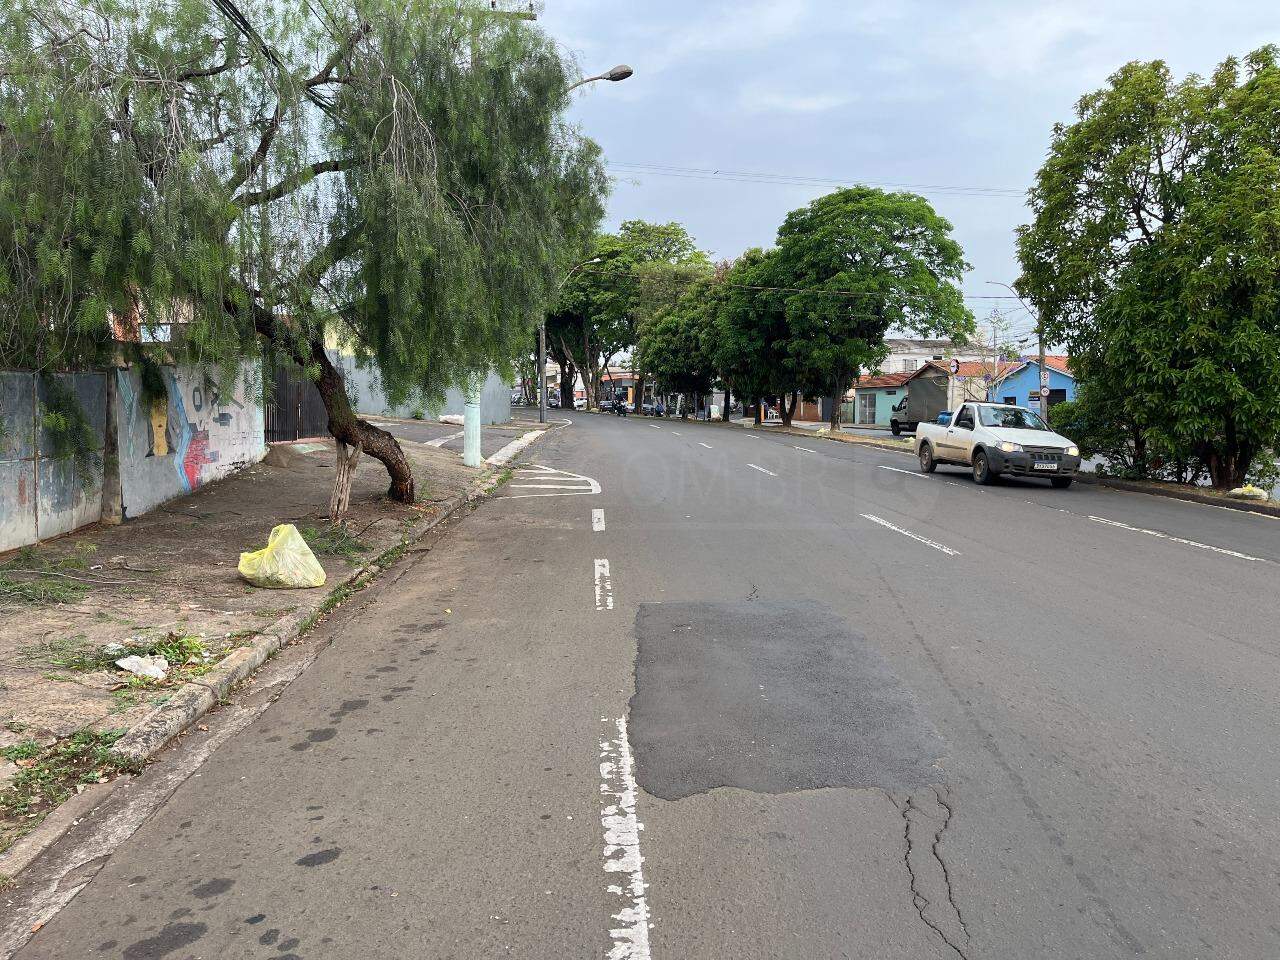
[1017,47,1280,487]
[546,220,707,410]
[769,187,973,429]
[0,0,606,504]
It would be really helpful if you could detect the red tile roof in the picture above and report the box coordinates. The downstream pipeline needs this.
[855,372,913,390]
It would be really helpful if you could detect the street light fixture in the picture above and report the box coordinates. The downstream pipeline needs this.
[566,64,634,93]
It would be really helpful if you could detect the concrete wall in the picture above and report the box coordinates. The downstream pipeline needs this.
[0,371,107,551]
[1,363,265,552]
[115,362,266,519]
[329,352,511,425]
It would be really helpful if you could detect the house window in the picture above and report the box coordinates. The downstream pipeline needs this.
[898,359,918,373]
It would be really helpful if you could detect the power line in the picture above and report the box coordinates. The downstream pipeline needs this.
[606,161,1027,199]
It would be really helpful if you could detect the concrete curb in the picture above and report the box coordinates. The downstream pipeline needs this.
[1093,476,1280,517]
[0,424,558,882]
[0,781,121,881]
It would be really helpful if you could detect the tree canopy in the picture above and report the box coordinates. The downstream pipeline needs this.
[1,0,607,500]
[546,220,708,410]
[1017,46,1280,487]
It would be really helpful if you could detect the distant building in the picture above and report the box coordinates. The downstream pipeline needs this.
[877,338,1000,376]
[852,372,913,426]
[987,356,1076,413]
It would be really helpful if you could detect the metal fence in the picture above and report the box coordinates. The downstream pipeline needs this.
[263,362,330,443]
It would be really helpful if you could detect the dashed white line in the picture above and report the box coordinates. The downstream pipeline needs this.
[425,431,464,448]
[879,465,931,480]
[698,442,713,449]
[648,424,661,430]
[671,431,682,436]
[793,446,816,454]
[592,508,606,532]
[1088,516,1267,562]
[599,716,653,960]
[747,463,778,477]
[745,434,760,439]
[861,514,961,556]
[594,559,615,611]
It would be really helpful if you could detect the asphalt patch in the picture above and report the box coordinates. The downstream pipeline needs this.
[629,601,945,800]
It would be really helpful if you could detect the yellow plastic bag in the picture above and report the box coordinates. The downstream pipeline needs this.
[238,524,327,589]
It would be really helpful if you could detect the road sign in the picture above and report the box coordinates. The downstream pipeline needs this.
[1039,385,1050,398]
[949,359,960,374]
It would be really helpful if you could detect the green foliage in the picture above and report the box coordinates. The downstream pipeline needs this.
[1018,46,1280,487]
[300,523,369,563]
[0,543,98,606]
[1,0,606,445]
[0,729,131,823]
[769,187,973,407]
[38,375,102,489]
[548,221,709,408]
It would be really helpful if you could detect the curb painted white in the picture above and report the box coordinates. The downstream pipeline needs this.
[487,430,546,466]
[599,717,653,960]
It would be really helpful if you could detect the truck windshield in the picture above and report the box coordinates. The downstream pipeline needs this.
[978,406,1049,430]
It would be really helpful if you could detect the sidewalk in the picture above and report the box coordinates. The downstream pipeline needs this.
[0,423,542,858]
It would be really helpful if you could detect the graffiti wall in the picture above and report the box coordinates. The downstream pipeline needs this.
[116,362,266,519]
[0,371,107,552]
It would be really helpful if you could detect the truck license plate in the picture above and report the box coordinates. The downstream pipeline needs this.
[1033,462,1058,471]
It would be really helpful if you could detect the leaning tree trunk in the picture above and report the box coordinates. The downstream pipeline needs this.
[253,308,415,509]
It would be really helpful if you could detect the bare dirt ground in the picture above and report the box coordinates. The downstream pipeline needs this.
[0,430,512,852]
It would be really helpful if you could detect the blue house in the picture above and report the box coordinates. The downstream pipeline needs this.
[987,356,1076,414]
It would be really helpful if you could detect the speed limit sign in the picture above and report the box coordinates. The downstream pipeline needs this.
[1039,385,1050,398]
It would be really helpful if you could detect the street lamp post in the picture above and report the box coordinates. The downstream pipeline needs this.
[537,64,632,424]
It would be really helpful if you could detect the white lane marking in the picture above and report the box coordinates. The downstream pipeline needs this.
[592,508,606,532]
[599,716,653,960]
[1088,516,1267,563]
[698,442,713,449]
[502,465,601,499]
[879,465,931,480]
[426,430,464,448]
[648,424,661,430]
[747,463,778,477]
[793,446,816,454]
[861,514,961,556]
[487,430,546,465]
[671,431,682,436]
[594,558,614,611]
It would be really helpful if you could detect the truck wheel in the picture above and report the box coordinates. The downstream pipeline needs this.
[972,450,996,485]
[890,420,901,436]
[1051,477,1073,489]
[918,443,937,473]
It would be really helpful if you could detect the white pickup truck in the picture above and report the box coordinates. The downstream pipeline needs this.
[914,402,1082,488]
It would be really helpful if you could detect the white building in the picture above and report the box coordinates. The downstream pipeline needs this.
[876,338,999,376]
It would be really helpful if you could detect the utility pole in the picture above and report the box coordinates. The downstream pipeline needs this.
[986,281,1045,415]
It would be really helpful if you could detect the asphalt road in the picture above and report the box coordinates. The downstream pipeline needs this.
[9,411,1280,959]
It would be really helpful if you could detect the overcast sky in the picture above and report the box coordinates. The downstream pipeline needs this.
[540,0,1280,342]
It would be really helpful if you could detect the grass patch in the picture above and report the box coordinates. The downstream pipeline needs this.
[19,632,214,683]
[300,524,369,563]
[0,729,134,823]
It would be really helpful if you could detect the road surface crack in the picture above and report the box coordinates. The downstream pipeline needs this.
[891,791,972,959]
